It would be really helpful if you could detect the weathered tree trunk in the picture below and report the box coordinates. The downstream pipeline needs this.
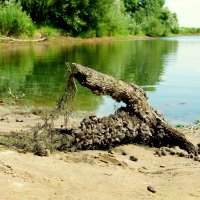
[0,36,48,43]
[62,63,196,154]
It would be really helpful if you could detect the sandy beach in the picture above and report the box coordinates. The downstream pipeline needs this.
[0,106,200,200]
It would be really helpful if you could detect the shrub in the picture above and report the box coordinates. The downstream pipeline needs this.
[78,28,96,38]
[179,27,200,35]
[142,17,164,37]
[0,1,35,37]
[96,23,109,37]
[105,11,129,36]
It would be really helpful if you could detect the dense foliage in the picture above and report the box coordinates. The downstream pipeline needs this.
[0,1,35,36]
[0,0,180,37]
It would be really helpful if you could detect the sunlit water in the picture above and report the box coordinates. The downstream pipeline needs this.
[0,36,200,124]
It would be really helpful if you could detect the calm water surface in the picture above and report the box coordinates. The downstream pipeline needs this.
[0,36,200,124]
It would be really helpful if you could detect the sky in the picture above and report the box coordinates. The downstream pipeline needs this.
[165,0,200,27]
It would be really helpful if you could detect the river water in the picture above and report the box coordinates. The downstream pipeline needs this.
[0,36,200,124]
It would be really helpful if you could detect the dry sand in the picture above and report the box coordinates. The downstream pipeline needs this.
[0,106,200,200]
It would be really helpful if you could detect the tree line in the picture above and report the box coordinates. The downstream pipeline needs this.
[0,0,179,37]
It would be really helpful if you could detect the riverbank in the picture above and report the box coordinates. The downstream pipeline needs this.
[0,35,155,46]
[48,35,155,44]
[1,33,200,46]
[0,106,200,200]
[1,35,200,199]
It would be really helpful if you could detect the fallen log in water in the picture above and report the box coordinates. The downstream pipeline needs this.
[59,63,196,154]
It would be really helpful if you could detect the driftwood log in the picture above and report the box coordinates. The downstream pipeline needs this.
[0,36,48,43]
[60,63,196,154]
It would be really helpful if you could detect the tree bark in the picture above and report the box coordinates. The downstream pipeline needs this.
[63,63,196,154]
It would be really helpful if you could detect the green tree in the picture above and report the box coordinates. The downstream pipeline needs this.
[49,0,130,36]
[124,0,165,17]
[49,0,88,34]
[160,9,179,34]
[142,17,165,37]
[0,0,180,37]
[125,0,179,36]
[142,0,165,19]
[19,0,50,24]
[123,0,140,13]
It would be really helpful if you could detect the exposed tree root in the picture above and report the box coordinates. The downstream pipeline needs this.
[57,63,196,154]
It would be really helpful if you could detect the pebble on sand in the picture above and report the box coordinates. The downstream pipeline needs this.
[129,156,138,162]
[147,186,156,193]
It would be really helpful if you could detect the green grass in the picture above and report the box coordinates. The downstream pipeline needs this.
[36,26,66,37]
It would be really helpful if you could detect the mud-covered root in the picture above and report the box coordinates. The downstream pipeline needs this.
[65,63,197,154]
[58,108,196,155]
